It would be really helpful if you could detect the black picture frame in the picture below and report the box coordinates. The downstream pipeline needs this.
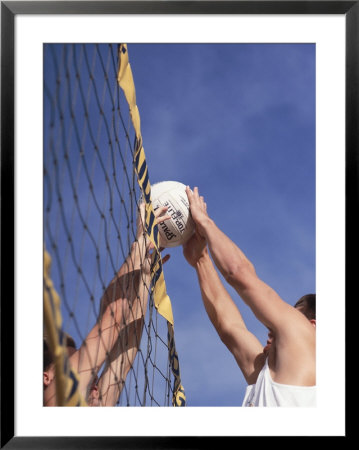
[1,1,353,447]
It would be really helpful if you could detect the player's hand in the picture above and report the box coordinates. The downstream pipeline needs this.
[182,229,208,267]
[136,202,170,247]
[136,202,171,274]
[185,186,209,238]
[142,245,171,276]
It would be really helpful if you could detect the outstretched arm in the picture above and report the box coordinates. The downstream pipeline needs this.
[97,237,170,406]
[183,213,264,384]
[185,186,313,344]
[70,203,170,402]
[96,230,151,406]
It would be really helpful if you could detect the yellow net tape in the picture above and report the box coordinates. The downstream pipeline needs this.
[43,249,87,406]
[118,44,186,406]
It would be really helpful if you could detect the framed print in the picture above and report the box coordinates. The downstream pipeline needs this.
[1,1,354,447]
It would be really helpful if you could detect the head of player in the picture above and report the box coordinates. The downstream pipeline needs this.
[86,375,100,406]
[43,333,100,406]
[43,333,77,389]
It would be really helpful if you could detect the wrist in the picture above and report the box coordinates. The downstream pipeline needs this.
[194,248,210,268]
[130,235,147,263]
[197,217,215,237]
[134,233,148,248]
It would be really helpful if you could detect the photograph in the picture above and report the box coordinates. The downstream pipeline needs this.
[43,42,316,409]
[1,1,353,446]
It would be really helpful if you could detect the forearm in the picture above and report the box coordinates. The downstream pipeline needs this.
[97,267,149,362]
[98,316,144,406]
[119,235,148,277]
[195,251,247,338]
[200,218,255,288]
[74,238,150,394]
[100,234,149,315]
[195,250,265,379]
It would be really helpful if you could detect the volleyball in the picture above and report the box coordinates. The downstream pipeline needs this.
[151,181,195,248]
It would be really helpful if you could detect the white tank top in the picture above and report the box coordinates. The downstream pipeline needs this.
[242,358,316,407]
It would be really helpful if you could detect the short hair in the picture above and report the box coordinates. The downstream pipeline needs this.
[43,333,76,371]
[294,294,316,320]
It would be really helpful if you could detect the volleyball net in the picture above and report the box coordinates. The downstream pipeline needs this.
[43,43,185,407]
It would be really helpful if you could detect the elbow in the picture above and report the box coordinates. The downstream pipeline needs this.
[223,260,256,289]
[217,323,242,353]
[215,317,237,348]
[207,310,230,346]
[218,327,232,348]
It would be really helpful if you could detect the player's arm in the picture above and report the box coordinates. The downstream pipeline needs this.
[97,240,170,406]
[96,255,149,406]
[185,187,311,338]
[183,226,264,385]
[71,204,170,401]
[69,236,146,399]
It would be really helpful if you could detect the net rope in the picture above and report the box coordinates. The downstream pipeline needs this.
[43,43,185,407]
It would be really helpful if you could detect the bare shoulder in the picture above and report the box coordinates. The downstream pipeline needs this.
[273,312,316,386]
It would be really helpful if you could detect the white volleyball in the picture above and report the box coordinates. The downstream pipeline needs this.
[151,181,195,248]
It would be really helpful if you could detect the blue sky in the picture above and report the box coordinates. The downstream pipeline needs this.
[44,43,315,407]
[127,43,316,406]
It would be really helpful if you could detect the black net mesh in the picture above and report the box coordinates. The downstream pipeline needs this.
[43,43,175,406]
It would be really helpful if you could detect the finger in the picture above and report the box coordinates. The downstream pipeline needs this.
[139,202,146,214]
[162,254,170,265]
[155,214,171,225]
[186,186,193,201]
[154,205,169,217]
